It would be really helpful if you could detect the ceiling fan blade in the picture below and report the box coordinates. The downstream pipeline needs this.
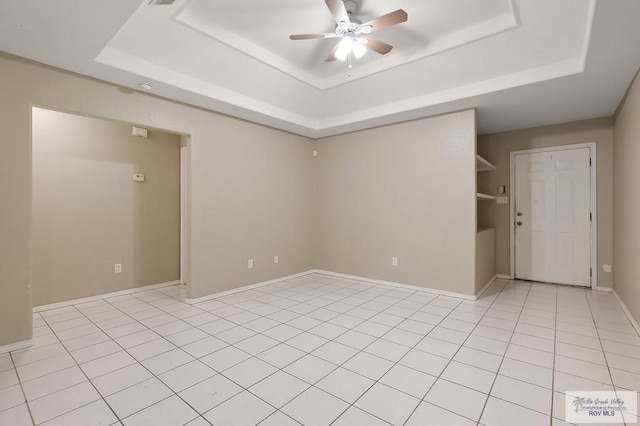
[325,0,350,25]
[361,35,393,55]
[325,42,340,62]
[290,33,338,40]
[359,9,407,33]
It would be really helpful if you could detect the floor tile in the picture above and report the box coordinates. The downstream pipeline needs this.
[282,386,348,426]
[22,366,86,401]
[181,336,227,358]
[0,403,33,426]
[406,402,475,426]
[126,338,176,362]
[491,375,552,414]
[284,355,336,384]
[223,357,277,388]
[453,346,503,372]
[16,352,76,382]
[29,381,100,424]
[122,395,198,426]
[363,339,410,362]
[414,336,460,359]
[105,377,172,419]
[285,332,328,352]
[505,344,554,369]
[258,411,302,426]
[257,343,306,369]
[41,399,117,426]
[0,368,18,391]
[178,374,242,414]
[334,330,377,350]
[250,370,309,408]
[480,396,550,426]
[204,391,275,426]
[234,334,278,356]
[355,382,420,425]
[200,346,251,372]
[92,363,153,396]
[316,367,374,403]
[312,341,358,365]
[0,384,25,412]
[137,348,192,373]
[398,349,449,377]
[157,360,215,393]
[424,379,488,422]
[499,358,553,389]
[343,352,394,381]
[554,355,611,384]
[80,351,137,379]
[441,361,496,393]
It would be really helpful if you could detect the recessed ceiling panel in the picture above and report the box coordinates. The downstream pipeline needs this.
[175,0,517,89]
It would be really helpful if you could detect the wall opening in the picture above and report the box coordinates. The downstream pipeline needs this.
[31,107,189,306]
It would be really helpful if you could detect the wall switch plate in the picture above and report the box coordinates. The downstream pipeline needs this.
[133,174,145,182]
[392,257,398,267]
[248,259,253,269]
[274,255,278,264]
[496,196,509,204]
[114,263,122,274]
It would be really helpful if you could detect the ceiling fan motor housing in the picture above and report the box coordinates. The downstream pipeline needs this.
[343,0,357,16]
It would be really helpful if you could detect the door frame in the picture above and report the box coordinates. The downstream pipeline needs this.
[509,142,597,288]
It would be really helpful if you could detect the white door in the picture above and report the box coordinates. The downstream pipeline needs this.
[514,148,591,286]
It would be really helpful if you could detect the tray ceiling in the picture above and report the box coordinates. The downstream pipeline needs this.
[1,0,640,138]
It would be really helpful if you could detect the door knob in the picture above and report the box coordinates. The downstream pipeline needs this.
[516,221,523,226]
[517,212,523,216]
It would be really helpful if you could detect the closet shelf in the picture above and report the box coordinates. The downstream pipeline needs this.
[476,154,496,172]
[477,192,496,201]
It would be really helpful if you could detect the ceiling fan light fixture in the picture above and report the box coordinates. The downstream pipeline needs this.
[359,24,373,34]
[335,37,353,61]
[352,42,367,59]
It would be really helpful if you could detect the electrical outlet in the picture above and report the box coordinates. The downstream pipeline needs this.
[248,259,253,269]
[392,257,398,267]
[114,263,122,274]
[274,255,279,264]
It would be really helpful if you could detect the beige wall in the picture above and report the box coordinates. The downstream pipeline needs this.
[613,70,640,325]
[32,108,181,306]
[0,53,315,346]
[477,118,614,287]
[315,110,478,295]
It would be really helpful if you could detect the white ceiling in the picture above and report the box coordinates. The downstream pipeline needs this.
[1,0,639,139]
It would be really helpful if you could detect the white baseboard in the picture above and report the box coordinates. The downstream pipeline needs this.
[310,269,478,301]
[595,286,613,292]
[33,280,182,312]
[0,338,34,354]
[496,274,512,280]
[612,290,640,337]
[475,275,497,299]
[185,271,315,304]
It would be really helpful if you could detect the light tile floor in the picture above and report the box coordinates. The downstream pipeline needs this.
[1,274,639,425]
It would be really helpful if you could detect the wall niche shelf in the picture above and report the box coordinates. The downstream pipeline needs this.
[476,154,496,172]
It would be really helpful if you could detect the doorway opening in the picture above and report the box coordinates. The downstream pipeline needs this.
[31,107,190,306]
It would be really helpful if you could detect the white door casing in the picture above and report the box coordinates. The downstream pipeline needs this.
[512,146,594,286]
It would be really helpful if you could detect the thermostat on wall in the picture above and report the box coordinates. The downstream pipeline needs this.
[133,174,145,182]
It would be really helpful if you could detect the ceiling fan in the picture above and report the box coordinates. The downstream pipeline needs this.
[289,0,408,63]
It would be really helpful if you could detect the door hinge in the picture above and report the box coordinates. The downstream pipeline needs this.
[590,212,592,222]
[589,158,592,166]
[590,267,592,277]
